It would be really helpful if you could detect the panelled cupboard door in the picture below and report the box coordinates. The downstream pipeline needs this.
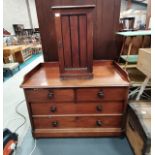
[52,5,95,79]
[35,0,121,62]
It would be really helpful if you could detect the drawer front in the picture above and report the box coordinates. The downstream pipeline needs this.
[33,116,122,129]
[33,128,122,138]
[76,87,128,101]
[25,88,74,102]
[31,102,123,115]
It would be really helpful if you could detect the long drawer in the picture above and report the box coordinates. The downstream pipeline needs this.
[25,88,74,102]
[33,116,122,129]
[76,87,128,101]
[33,128,122,138]
[31,102,124,115]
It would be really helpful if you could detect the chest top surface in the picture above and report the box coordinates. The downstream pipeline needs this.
[21,61,129,88]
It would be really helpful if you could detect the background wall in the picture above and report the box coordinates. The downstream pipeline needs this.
[3,0,147,35]
[3,0,39,35]
[28,0,39,29]
[121,0,146,12]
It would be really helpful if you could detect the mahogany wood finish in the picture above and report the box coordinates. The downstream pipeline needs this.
[31,102,124,115]
[34,128,122,138]
[76,88,128,102]
[21,61,129,88]
[35,0,121,61]
[25,89,74,102]
[21,60,129,138]
[33,116,122,129]
[52,5,95,79]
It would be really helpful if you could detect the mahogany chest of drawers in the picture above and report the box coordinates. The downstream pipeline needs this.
[21,61,129,138]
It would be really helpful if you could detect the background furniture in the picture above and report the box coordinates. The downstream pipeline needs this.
[32,44,42,54]
[125,48,151,100]
[3,45,22,63]
[3,28,11,36]
[21,61,129,138]
[3,45,32,63]
[126,101,151,155]
[13,24,25,36]
[116,30,151,69]
[13,24,35,36]
[120,17,135,31]
[3,62,20,76]
[35,0,121,61]
[136,48,151,100]
[14,45,32,63]
[137,48,151,77]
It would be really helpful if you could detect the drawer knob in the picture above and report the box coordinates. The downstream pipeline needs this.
[50,106,57,113]
[96,120,103,127]
[48,92,54,99]
[97,91,104,98]
[96,105,103,112]
[52,121,59,127]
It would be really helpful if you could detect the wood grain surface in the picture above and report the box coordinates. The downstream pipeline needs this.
[35,0,121,61]
[22,60,129,138]
[30,102,124,115]
[21,61,129,88]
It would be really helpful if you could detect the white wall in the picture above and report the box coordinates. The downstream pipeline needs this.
[3,0,147,35]
[28,0,39,29]
[3,0,39,35]
[121,0,147,12]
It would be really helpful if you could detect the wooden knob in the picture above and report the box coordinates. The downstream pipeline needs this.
[96,120,103,127]
[52,121,59,127]
[97,91,104,98]
[48,92,54,99]
[50,106,57,113]
[96,105,103,112]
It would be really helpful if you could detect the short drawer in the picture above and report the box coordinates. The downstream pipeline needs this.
[76,87,128,101]
[31,102,124,115]
[25,88,74,102]
[33,116,122,129]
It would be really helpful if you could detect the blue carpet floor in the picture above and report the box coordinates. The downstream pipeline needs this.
[16,129,134,155]
[34,138,133,155]
[3,53,42,81]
